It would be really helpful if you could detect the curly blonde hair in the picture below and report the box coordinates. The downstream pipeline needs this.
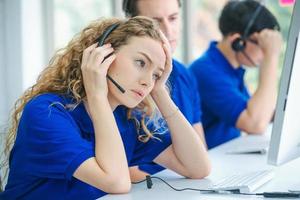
[1,16,166,188]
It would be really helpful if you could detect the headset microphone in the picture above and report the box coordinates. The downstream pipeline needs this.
[96,23,126,93]
[241,50,257,67]
[106,74,125,93]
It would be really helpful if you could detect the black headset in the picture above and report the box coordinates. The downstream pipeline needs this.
[231,2,263,52]
[96,23,126,93]
[97,23,119,47]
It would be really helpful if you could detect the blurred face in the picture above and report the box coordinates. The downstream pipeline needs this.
[136,0,180,53]
[236,34,264,67]
[107,36,165,108]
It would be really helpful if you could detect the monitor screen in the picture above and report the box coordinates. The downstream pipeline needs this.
[268,0,300,166]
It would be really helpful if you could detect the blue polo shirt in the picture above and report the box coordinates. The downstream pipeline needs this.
[169,59,202,125]
[0,93,171,200]
[138,59,202,174]
[189,41,250,149]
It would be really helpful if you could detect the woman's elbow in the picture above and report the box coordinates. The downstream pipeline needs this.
[188,162,211,179]
[188,169,211,179]
[111,180,132,194]
[101,175,132,194]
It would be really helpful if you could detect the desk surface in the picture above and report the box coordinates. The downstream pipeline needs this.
[102,134,300,199]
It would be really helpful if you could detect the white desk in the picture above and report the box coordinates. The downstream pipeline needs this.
[102,134,300,199]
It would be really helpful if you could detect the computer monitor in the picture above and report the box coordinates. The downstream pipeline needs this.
[268,0,300,166]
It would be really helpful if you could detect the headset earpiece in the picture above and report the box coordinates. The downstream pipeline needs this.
[232,37,257,66]
[231,2,263,53]
[231,37,246,52]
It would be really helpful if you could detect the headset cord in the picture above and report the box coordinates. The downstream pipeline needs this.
[132,175,300,198]
[132,175,229,192]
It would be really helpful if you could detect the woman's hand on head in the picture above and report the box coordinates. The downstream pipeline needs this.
[81,43,116,98]
[151,31,173,95]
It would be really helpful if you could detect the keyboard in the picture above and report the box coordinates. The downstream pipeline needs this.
[209,170,274,193]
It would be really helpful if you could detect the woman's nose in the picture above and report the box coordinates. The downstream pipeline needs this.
[139,72,153,88]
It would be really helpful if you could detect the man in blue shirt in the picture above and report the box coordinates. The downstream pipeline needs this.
[122,0,207,179]
[190,0,282,149]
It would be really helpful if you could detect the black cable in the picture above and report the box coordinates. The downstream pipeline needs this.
[131,176,152,189]
[257,192,300,198]
[133,175,218,192]
[148,176,213,192]
[132,179,147,184]
[131,176,211,192]
[133,175,300,199]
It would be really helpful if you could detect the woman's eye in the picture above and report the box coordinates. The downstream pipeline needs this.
[153,74,161,80]
[135,59,146,68]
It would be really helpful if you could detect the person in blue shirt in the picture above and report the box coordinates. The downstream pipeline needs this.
[189,0,282,149]
[122,0,207,181]
[0,16,210,199]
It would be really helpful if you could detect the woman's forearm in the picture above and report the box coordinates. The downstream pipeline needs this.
[87,95,130,179]
[151,90,210,176]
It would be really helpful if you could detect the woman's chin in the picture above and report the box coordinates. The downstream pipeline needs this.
[123,101,141,109]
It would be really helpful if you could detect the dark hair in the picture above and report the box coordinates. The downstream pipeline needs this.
[123,0,182,17]
[219,0,280,37]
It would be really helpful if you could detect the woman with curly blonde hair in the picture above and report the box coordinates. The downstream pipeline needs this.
[0,16,210,199]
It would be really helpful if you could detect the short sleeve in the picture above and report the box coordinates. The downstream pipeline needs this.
[138,162,165,175]
[20,96,94,180]
[130,132,171,167]
[195,67,248,126]
[128,112,172,167]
